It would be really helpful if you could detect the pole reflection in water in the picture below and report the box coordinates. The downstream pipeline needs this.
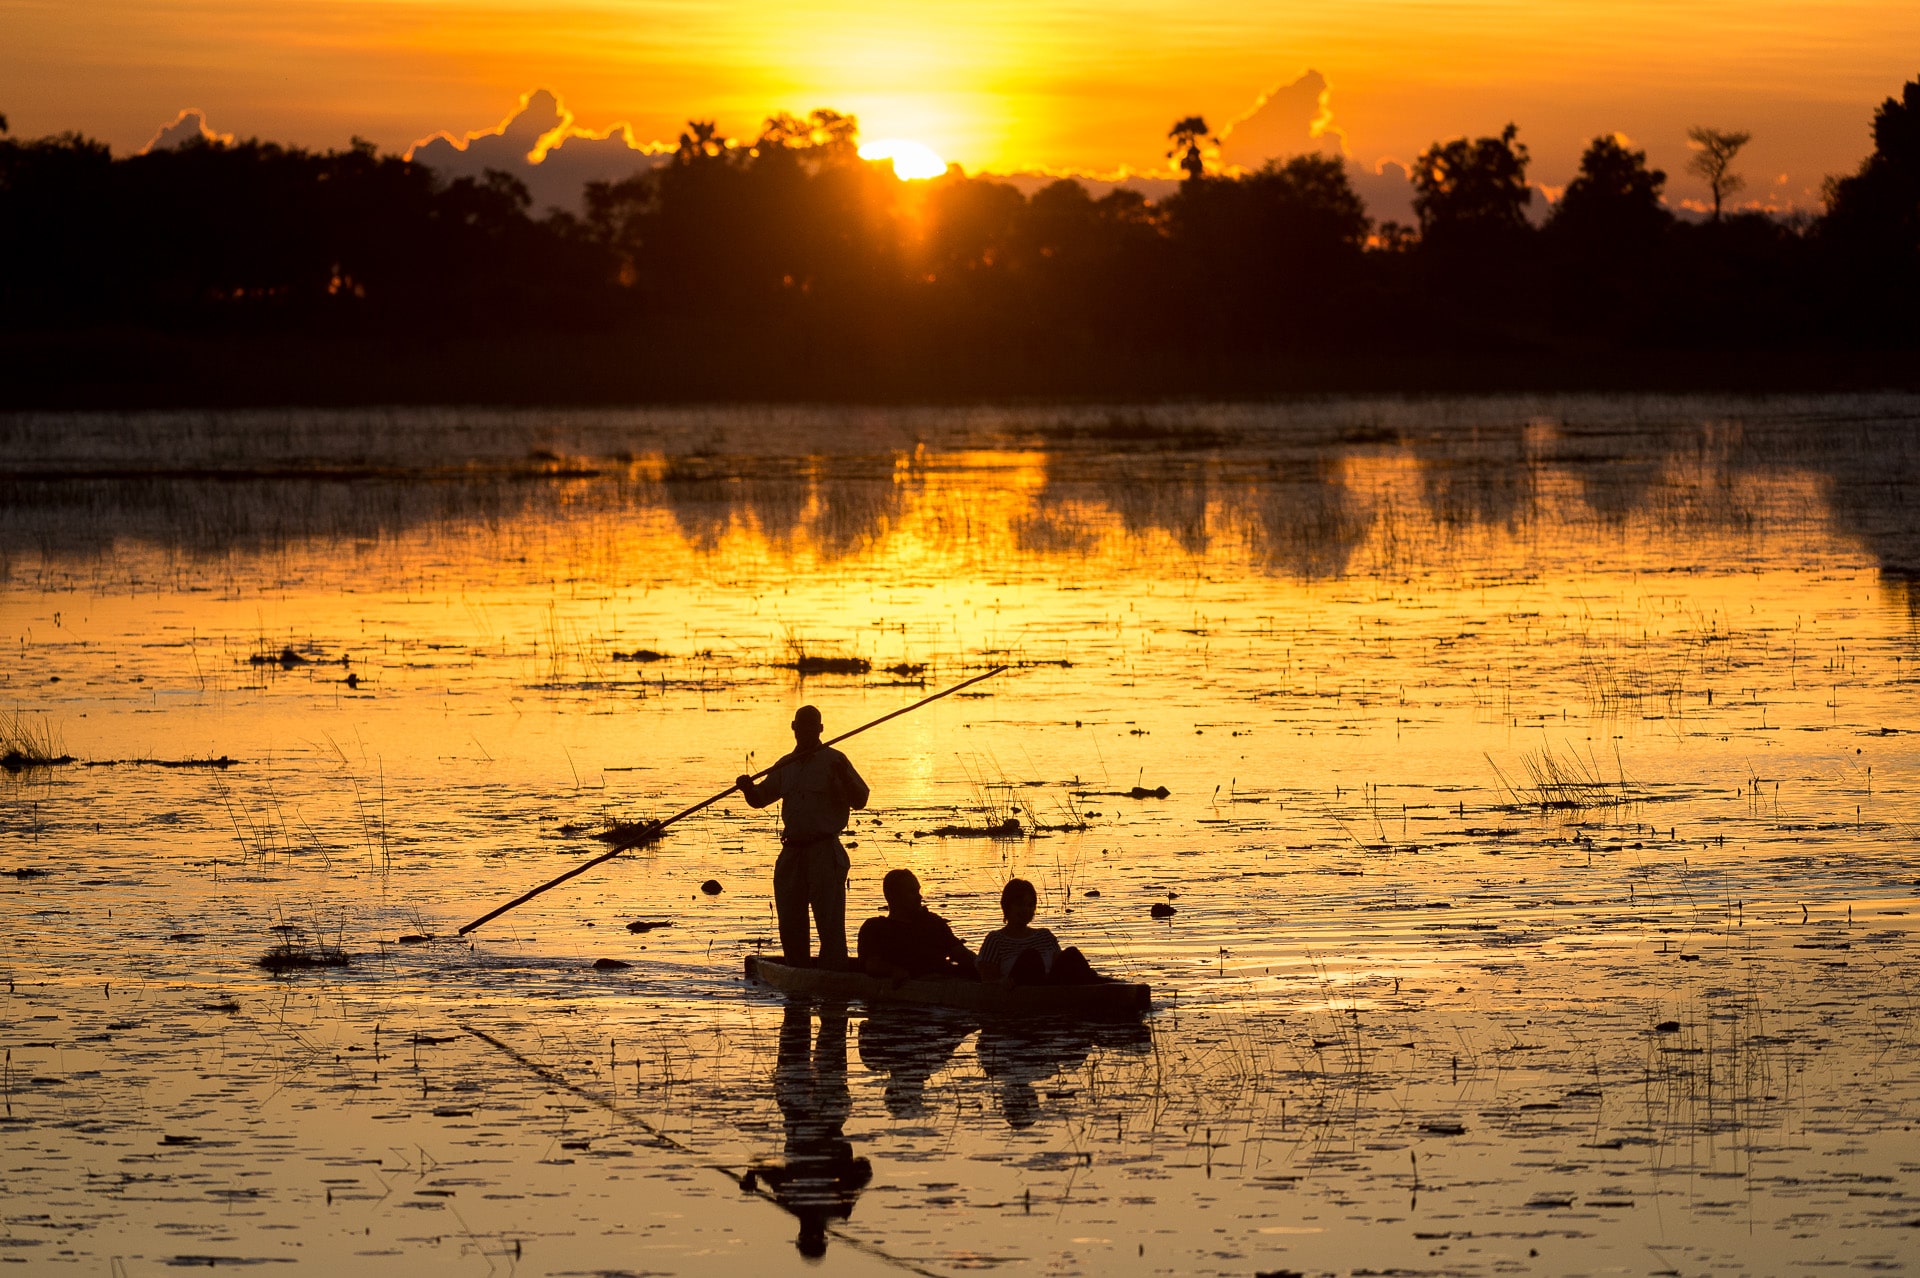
[742,1001,873,1259]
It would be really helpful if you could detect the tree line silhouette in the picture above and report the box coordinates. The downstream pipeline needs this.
[1,78,1915,403]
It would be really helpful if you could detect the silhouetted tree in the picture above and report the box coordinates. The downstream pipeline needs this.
[1412,123,1532,240]
[1820,75,1920,339]
[1167,116,1213,183]
[1410,124,1536,329]
[1686,127,1750,221]
[1546,135,1673,335]
[1552,135,1668,239]
[1165,153,1371,348]
[676,120,727,161]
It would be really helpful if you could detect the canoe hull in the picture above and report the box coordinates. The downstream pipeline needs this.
[744,955,1150,1019]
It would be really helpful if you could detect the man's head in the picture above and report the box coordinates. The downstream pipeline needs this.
[1000,877,1038,926]
[881,868,922,912]
[792,704,823,747]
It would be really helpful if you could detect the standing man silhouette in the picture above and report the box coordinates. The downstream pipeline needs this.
[737,705,870,968]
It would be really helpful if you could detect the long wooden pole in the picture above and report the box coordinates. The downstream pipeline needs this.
[455,665,1010,936]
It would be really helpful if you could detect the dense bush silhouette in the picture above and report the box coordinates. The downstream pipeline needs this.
[1,75,1917,402]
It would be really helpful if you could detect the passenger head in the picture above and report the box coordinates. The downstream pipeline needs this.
[792,704,823,746]
[881,868,922,911]
[1000,878,1038,926]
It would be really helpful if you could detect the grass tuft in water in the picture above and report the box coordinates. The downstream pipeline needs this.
[0,711,73,772]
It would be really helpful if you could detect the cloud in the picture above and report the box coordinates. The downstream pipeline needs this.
[1218,70,1346,171]
[141,109,233,154]
[1348,158,1415,226]
[406,89,672,214]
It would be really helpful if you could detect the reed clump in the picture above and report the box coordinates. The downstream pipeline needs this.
[0,712,73,772]
[259,941,350,973]
[1488,743,1637,810]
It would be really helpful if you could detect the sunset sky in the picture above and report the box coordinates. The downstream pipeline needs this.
[5,0,1916,209]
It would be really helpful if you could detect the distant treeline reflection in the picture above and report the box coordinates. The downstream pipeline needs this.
[1,80,1917,402]
[3,404,1917,586]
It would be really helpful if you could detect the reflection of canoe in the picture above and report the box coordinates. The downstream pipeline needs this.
[744,955,1151,1019]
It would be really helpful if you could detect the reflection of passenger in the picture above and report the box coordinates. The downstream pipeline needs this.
[977,1020,1152,1129]
[856,869,976,979]
[976,1022,1095,1129]
[740,1002,872,1258]
[856,1003,974,1118]
[975,878,1103,986]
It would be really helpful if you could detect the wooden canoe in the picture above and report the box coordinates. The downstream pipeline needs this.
[744,955,1151,1019]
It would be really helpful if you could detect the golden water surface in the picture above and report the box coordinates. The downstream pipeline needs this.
[3,398,1918,1276]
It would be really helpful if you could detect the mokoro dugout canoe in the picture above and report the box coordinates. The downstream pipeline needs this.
[744,955,1151,1019]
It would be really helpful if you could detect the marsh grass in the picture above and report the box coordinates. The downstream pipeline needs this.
[0,711,72,772]
[1489,742,1638,810]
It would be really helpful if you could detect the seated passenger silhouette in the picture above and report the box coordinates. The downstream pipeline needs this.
[856,868,976,979]
[739,1002,872,1259]
[975,878,1102,986]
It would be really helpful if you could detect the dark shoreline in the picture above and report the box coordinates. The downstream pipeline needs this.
[6,329,1919,409]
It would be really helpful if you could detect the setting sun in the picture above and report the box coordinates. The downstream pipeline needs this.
[858,138,947,180]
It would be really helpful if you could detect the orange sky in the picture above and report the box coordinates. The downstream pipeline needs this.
[4,0,1916,208]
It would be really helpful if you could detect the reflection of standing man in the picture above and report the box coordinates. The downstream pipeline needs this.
[740,1002,872,1258]
[738,705,870,968]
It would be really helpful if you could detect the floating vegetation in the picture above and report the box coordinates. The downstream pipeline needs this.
[1074,784,1170,800]
[925,816,1025,839]
[258,942,350,973]
[784,655,871,675]
[592,820,664,850]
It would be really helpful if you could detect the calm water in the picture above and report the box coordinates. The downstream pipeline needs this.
[3,397,1919,1277]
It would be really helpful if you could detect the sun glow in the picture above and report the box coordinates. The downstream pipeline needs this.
[859,138,947,180]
